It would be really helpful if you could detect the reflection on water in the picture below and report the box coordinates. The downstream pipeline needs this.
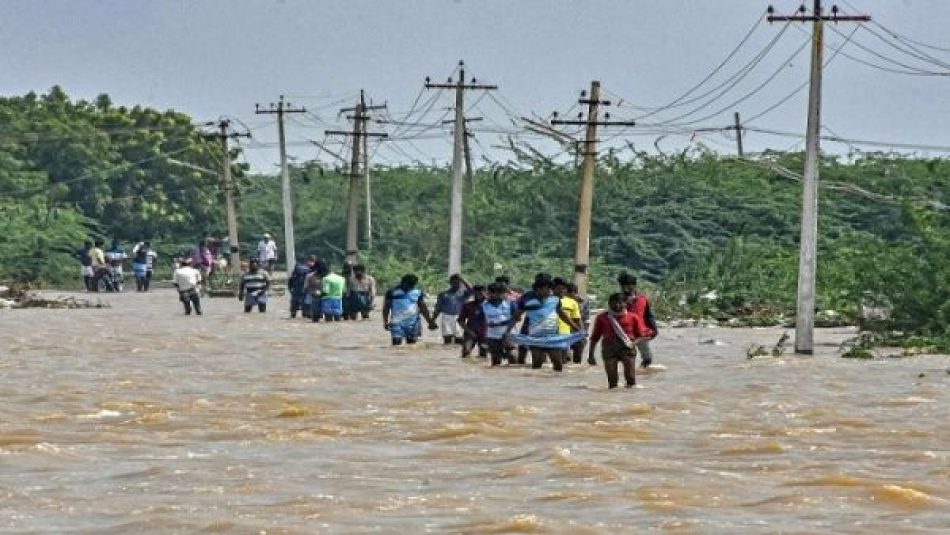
[1,290,948,533]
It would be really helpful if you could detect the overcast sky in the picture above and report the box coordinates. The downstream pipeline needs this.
[3,0,950,172]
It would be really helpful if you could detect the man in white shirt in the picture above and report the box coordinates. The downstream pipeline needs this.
[173,257,203,316]
[257,233,278,274]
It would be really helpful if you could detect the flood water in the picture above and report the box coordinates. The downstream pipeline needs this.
[1,290,948,534]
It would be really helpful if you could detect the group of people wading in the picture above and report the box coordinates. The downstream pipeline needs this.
[157,242,660,390]
[377,270,658,389]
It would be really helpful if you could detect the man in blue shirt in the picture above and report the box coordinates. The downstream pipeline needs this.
[432,273,471,345]
[382,274,438,345]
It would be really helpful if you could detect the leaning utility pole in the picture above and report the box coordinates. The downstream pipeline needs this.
[255,95,306,277]
[425,61,497,276]
[768,1,869,354]
[211,119,250,278]
[326,90,387,262]
[551,81,635,297]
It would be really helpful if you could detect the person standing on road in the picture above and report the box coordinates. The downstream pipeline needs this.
[132,246,150,292]
[173,257,203,316]
[73,240,95,291]
[132,241,158,292]
[89,239,107,292]
[239,258,271,313]
[257,233,278,274]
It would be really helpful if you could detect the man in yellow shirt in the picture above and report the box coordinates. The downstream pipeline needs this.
[553,277,584,364]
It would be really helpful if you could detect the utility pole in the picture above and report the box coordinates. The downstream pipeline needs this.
[768,1,869,354]
[464,129,475,191]
[443,116,482,192]
[733,111,744,157]
[255,95,306,277]
[326,90,387,262]
[363,125,372,250]
[425,60,497,276]
[551,81,636,297]
[210,120,250,280]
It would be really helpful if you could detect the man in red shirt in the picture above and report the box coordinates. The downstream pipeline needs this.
[618,272,658,367]
[588,293,648,389]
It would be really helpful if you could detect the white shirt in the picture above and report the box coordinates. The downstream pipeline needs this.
[173,266,202,292]
[258,239,277,261]
[145,250,158,269]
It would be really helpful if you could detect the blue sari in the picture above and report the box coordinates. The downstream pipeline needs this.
[508,295,586,349]
[389,287,423,339]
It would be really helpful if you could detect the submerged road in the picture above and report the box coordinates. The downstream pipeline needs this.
[1,290,948,533]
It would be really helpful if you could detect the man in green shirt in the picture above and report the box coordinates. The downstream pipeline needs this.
[320,265,347,321]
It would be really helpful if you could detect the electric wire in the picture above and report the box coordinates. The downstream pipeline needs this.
[673,33,811,126]
[743,25,858,124]
[622,15,766,120]
[648,22,796,125]
[826,24,950,76]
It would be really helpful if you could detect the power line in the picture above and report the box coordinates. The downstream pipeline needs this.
[826,24,950,76]
[673,33,811,126]
[633,20,793,123]
[858,23,950,70]
[621,15,766,119]
[743,25,859,124]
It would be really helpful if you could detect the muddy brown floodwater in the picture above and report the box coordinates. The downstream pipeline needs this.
[1,290,948,534]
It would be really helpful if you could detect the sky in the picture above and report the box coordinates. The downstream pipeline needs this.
[3,0,950,173]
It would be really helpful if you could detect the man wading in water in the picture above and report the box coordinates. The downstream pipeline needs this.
[239,258,271,313]
[588,293,648,388]
[504,277,583,371]
[432,274,471,345]
[173,257,203,316]
[382,274,438,345]
[618,272,658,367]
[346,264,377,320]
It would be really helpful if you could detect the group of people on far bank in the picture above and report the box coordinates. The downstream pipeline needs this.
[72,239,157,293]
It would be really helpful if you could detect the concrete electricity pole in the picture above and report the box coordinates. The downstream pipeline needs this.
[768,1,870,353]
[443,116,482,193]
[363,125,372,250]
[326,90,387,262]
[733,111,744,157]
[255,95,306,277]
[211,119,250,278]
[551,81,635,297]
[425,61,497,276]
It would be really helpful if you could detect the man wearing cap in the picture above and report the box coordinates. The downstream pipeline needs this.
[173,257,203,316]
[257,233,278,274]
